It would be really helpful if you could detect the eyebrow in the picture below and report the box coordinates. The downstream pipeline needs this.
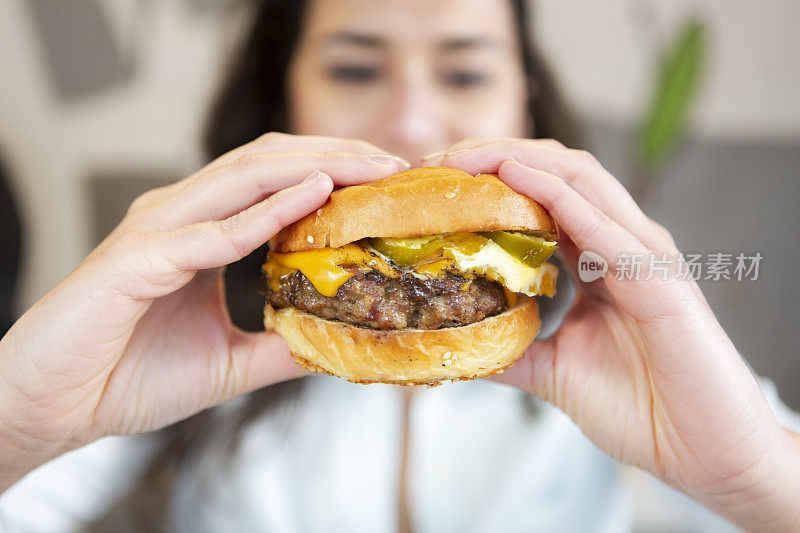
[322,32,500,52]
[324,32,384,49]
[439,37,499,52]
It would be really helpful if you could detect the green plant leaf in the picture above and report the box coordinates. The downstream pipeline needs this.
[636,19,707,172]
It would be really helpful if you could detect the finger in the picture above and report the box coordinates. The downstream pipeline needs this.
[500,160,696,322]
[420,137,495,164]
[158,171,334,272]
[438,139,675,253]
[421,137,566,166]
[203,132,404,174]
[499,160,648,266]
[214,329,309,403]
[555,233,614,303]
[163,151,408,227]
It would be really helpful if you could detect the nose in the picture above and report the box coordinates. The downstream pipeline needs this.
[381,64,447,162]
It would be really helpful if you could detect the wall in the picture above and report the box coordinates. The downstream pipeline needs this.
[0,0,234,306]
[536,0,800,140]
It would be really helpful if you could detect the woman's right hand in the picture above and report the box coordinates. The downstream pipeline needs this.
[0,133,409,491]
[426,139,800,532]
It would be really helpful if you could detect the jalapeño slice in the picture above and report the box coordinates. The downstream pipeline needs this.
[481,231,558,268]
[367,235,442,267]
[368,233,488,268]
[368,232,557,270]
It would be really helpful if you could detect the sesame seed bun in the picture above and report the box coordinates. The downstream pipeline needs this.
[269,166,557,253]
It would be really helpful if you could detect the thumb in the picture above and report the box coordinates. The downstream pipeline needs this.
[216,329,309,401]
[489,337,558,402]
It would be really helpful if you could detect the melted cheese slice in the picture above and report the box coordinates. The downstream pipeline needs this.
[264,243,398,297]
[445,241,558,297]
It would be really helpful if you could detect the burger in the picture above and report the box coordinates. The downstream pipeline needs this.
[262,166,559,385]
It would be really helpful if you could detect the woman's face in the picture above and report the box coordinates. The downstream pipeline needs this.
[288,0,528,162]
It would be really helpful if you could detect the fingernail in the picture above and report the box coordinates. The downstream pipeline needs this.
[422,150,445,161]
[443,147,470,157]
[366,154,410,169]
[302,170,321,184]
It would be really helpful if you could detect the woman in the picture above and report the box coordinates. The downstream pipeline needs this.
[1,0,799,531]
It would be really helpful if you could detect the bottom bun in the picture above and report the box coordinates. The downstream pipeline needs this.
[263,297,541,386]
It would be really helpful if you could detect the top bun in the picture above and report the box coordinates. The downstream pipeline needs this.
[270,166,558,253]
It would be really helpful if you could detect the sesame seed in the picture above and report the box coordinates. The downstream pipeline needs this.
[444,192,456,199]
[443,359,453,366]
[316,208,323,216]
[307,235,314,243]
[442,351,452,360]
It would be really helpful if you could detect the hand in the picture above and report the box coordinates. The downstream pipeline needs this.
[0,133,409,491]
[425,139,800,532]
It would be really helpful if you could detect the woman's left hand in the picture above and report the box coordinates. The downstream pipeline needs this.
[424,138,800,532]
[0,133,410,493]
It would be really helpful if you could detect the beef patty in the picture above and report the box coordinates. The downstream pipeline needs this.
[264,270,507,330]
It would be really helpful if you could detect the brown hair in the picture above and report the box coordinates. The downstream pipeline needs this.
[89,1,577,530]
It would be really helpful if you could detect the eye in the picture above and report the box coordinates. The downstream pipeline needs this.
[442,71,488,89]
[327,65,382,84]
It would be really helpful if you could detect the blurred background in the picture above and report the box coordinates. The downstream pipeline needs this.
[0,0,797,516]
[1,0,798,402]
[1,2,798,395]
